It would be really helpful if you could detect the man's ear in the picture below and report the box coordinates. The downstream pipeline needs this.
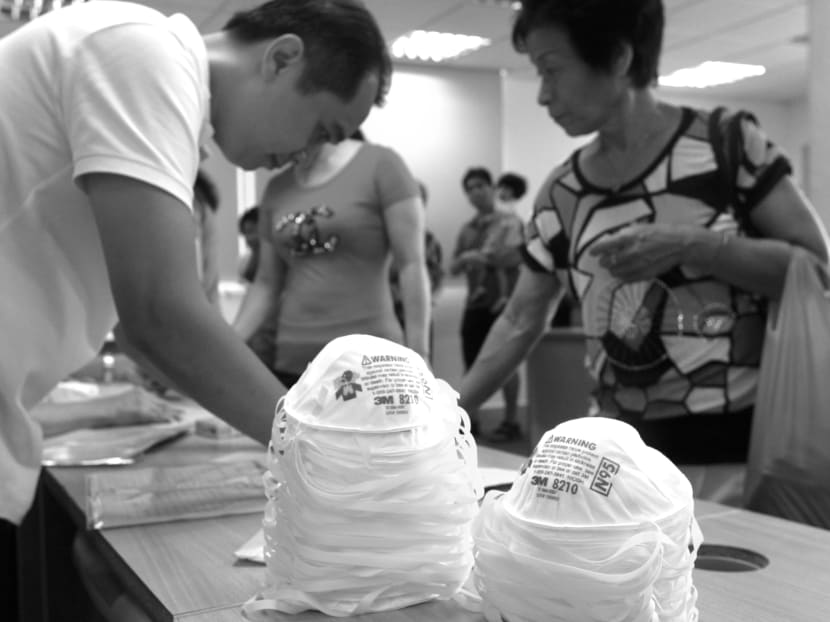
[262,34,304,80]
[612,42,633,79]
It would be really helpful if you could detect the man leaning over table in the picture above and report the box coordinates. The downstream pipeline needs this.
[0,0,391,526]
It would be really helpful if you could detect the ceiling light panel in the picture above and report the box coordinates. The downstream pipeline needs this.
[392,30,491,63]
[659,61,766,88]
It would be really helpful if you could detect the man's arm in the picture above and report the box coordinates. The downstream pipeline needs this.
[459,266,564,413]
[83,173,285,445]
[449,226,473,276]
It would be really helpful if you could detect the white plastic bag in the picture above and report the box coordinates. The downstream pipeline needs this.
[744,247,830,528]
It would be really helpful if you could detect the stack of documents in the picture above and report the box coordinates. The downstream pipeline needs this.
[86,458,266,529]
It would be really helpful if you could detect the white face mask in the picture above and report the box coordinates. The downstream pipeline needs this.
[504,417,693,528]
[471,417,701,622]
[251,334,483,618]
[282,334,438,432]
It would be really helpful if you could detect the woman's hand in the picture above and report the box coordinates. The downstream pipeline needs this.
[589,223,711,281]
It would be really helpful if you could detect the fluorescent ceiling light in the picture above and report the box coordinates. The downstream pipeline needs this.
[474,0,522,8]
[1,0,89,22]
[391,30,491,63]
[659,61,766,88]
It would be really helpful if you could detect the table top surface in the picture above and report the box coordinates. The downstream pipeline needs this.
[44,430,830,622]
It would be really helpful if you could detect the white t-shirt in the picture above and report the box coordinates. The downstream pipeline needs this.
[0,1,212,523]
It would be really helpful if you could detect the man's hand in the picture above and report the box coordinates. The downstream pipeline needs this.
[95,386,181,427]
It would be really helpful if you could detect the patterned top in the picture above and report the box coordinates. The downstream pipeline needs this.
[523,107,791,421]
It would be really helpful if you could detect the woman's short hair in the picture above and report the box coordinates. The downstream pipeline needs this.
[511,0,664,89]
[224,0,391,105]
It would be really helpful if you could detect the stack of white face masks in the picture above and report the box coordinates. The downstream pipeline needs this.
[472,417,702,622]
[251,334,482,618]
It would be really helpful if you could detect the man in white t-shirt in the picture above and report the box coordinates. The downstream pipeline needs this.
[0,0,391,525]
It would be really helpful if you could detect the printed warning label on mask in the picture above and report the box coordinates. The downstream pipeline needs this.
[359,354,432,416]
[526,435,620,500]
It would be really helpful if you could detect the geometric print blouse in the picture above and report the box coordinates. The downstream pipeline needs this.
[523,107,792,421]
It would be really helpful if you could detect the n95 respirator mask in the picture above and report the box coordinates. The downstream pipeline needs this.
[472,417,701,622]
[248,334,482,619]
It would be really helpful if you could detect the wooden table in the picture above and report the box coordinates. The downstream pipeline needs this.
[693,508,830,621]
[31,433,830,622]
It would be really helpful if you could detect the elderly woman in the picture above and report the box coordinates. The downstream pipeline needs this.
[460,0,827,497]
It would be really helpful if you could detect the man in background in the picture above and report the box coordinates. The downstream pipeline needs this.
[450,167,524,441]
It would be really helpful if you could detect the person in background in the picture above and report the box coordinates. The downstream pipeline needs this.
[451,167,524,441]
[233,130,430,388]
[495,171,528,215]
[459,0,828,501]
[238,205,261,283]
[0,0,391,530]
[498,170,575,327]
[238,204,279,369]
[390,180,444,361]
[192,169,221,306]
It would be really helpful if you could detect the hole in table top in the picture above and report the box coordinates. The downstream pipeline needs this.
[695,544,769,572]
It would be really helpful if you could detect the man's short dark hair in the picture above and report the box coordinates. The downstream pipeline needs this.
[497,172,528,200]
[224,0,391,105]
[462,167,493,191]
[511,0,664,89]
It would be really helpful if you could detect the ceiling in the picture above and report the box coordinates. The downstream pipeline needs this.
[0,0,809,103]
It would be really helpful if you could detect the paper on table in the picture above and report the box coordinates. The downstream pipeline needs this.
[42,420,193,467]
[85,458,267,529]
[42,381,131,403]
[233,465,521,565]
[479,466,519,490]
[235,527,266,563]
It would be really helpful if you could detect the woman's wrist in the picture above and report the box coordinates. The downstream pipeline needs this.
[683,228,729,275]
